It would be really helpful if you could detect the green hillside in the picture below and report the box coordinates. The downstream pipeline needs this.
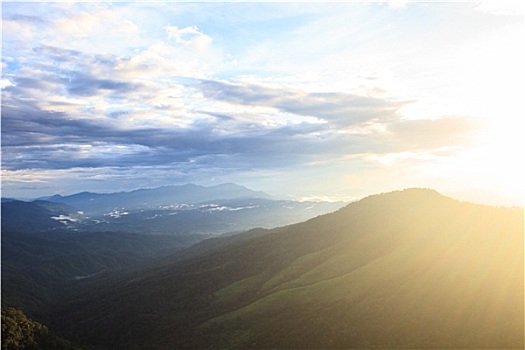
[54,189,524,349]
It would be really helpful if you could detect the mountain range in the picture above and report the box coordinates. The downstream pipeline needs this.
[3,188,520,349]
[41,183,272,215]
[2,183,343,235]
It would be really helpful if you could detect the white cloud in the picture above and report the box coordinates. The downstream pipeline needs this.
[52,5,139,38]
[165,25,201,43]
[474,0,524,15]
[1,79,14,89]
[2,18,38,42]
[380,0,411,10]
[191,33,213,53]
[54,9,107,37]
[165,25,213,52]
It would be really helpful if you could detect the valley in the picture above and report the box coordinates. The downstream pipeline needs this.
[2,187,522,349]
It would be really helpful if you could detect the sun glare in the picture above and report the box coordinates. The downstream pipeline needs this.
[477,126,524,197]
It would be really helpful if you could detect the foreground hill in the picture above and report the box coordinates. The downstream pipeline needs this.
[1,307,79,350]
[53,188,524,349]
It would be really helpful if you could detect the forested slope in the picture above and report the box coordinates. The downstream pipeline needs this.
[53,189,524,349]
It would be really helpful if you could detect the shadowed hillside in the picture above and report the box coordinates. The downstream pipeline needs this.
[50,189,524,348]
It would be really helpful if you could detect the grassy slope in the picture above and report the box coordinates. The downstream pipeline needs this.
[197,191,523,349]
[55,189,524,349]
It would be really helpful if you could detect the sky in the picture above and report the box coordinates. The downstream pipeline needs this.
[1,1,524,206]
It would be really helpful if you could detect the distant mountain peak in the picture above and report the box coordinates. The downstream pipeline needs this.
[47,194,65,201]
[382,187,442,196]
[212,182,245,188]
[361,187,445,202]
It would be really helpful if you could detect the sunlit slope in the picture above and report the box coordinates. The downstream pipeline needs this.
[198,189,523,348]
[57,189,524,349]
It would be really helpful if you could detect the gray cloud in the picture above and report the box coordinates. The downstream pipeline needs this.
[1,95,352,172]
[199,80,407,127]
[0,97,288,170]
[66,72,141,97]
[6,14,49,24]
[1,81,478,176]
[9,77,54,91]
[7,48,141,100]
[1,43,478,179]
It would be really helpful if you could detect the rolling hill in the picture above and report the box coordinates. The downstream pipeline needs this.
[1,307,79,350]
[50,188,524,349]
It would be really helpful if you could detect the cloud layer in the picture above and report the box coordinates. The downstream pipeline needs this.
[2,2,521,203]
